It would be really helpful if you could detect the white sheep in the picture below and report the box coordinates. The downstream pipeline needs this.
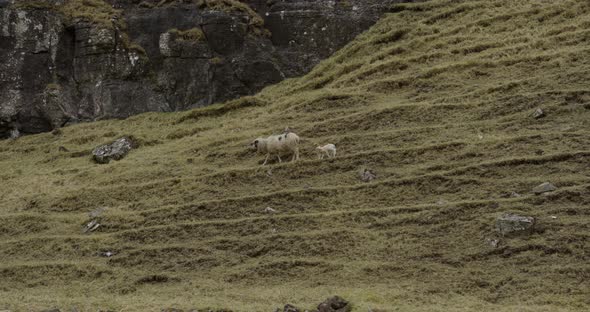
[316,143,336,159]
[250,132,300,165]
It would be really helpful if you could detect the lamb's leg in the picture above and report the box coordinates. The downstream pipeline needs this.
[331,149,336,158]
[324,150,330,159]
[293,148,299,161]
[262,154,270,166]
[277,154,282,163]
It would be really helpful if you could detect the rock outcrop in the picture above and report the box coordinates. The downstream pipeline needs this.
[0,0,415,138]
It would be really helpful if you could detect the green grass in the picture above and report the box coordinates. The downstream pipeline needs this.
[2,0,590,310]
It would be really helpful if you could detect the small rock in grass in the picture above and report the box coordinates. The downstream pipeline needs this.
[359,169,376,182]
[532,108,545,119]
[485,238,500,248]
[264,207,277,214]
[532,182,557,195]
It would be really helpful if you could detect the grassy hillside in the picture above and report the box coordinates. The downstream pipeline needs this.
[2,0,590,310]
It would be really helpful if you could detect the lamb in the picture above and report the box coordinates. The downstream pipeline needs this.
[316,143,336,159]
[250,132,300,165]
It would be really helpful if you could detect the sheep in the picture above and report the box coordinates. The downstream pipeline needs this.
[250,132,300,165]
[316,143,336,159]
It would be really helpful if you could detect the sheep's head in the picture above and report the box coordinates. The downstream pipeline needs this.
[249,139,260,150]
[249,138,267,152]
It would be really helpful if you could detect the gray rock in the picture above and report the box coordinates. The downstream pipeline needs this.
[317,296,351,312]
[496,213,535,236]
[359,169,377,182]
[92,137,136,164]
[532,182,557,194]
[532,108,545,119]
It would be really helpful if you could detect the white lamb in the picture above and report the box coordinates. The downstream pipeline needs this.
[250,132,301,165]
[316,144,336,159]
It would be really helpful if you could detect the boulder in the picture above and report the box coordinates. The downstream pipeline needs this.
[92,137,136,164]
[496,213,535,236]
[317,296,351,312]
[532,182,557,194]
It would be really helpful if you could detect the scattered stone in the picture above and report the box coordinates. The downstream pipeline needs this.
[83,219,101,233]
[58,146,69,152]
[283,304,300,312]
[532,182,557,195]
[485,238,500,248]
[496,213,535,236]
[92,136,136,164]
[317,296,351,312]
[532,108,545,119]
[359,169,376,182]
[264,207,277,214]
[510,191,522,198]
[550,215,557,219]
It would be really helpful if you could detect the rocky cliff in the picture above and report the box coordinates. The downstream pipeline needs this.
[0,0,411,138]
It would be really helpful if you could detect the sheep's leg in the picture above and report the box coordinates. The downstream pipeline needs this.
[262,154,270,166]
[292,148,299,162]
[331,150,336,158]
[277,154,282,163]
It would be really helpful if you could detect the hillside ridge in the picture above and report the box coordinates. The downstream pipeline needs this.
[1,0,590,311]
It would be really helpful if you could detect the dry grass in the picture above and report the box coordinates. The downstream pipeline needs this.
[169,28,206,42]
[2,0,590,310]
